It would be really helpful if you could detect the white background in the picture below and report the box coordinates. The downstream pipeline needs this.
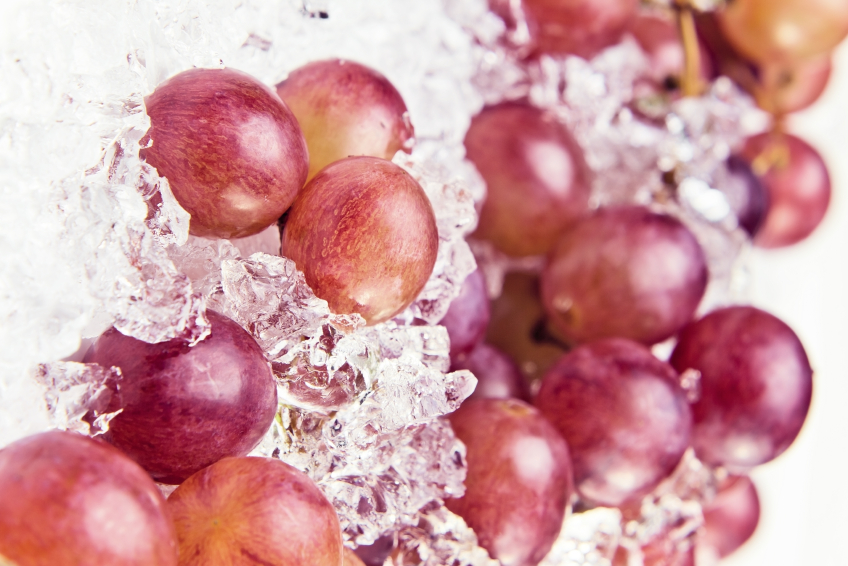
[723,40,848,566]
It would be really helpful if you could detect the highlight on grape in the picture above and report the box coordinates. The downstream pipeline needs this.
[0,0,840,565]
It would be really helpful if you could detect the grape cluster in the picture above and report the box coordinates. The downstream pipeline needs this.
[0,0,838,565]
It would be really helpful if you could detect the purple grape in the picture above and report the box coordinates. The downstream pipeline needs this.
[724,155,768,237]
[465,102,591,257]
[535,339,692,507]
[84,310,278,484]
[439,269,491,360]
[541,206,708,346]
[670,306,812,468]
[447,399,573,566]
[453,343,530,402]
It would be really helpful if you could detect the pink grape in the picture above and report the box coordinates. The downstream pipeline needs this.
[447,399,573,566]
[631,14,713,89]
[84,310,277,484]
[717,0,848,65]
[702,475,760,558]
[0,431,178,566]
[486,272,567,383]
[141,68,308,239]
[740,132,831,248]
[465,102,591,257]
[453,343,530,402]
[282,156,438,325]
[535,339,692,507]
[168,457,342,566]
[541,206,708,345]
[522,0,639,59]
[439,269,491,360]
[757,56,832,116]
[276,59,414,180]
[670,306,812,469]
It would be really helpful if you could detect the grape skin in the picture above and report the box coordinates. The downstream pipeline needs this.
[702,476,760,558]
[439,269,491,360]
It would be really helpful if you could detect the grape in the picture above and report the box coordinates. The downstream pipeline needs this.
[167,457,342,566]
[485,272,567,383]
[439,269,491,360]
[453,343,530,402]
[446,398,573,566]
[671,306,812,468]
[83,310,277,484]
[465,102,591,257]
[740,132,831,248]
[522,0,639,59]
[541,206,708,346]
[282,156,438,325]
[724,155,768,237]
[276,59,413,181]
[757,56,832,116]
[702,476,760,558]
[631,14,713,89]
[535,339,692,507]
[141,68,308,239]
[613,542,694,566]
[717,0,848,65]
[0,431,177,566]
[352,535,394,566]
[344,548,367,566]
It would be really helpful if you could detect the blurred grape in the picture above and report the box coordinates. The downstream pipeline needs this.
[702,475,760,559]
[536,339,692,507]
[724,155,769,237]
[740,132,831,248]
[466,102,591,257]
[541,206,708,345]
[446,398,573,566]
[84,310,277,484]
[141,68,308,239]
[276,59,413,180]
[522,0,639,59]
[168,457,342,566]
[439,269,491,360]
[671,306,813,469]
[758,56,832,116]
[0,431,177,566]
[282,156,438,325]
[631,14,713,90]
[453,343,530,402]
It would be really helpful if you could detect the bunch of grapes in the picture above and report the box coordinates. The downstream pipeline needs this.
[0,0,841,565]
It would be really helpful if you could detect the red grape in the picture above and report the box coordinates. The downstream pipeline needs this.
[522,0,639,59]
[439,269,491,360]
[702,475,760,558]
[740,132,831,248]
[541,206,708,346]
[535,339,692,507]
[670,306,812,469]
[0,431,178,566]
[276,59,414,181]
[724,155,768,238]
[717,0,848,65]
[485,272,567,383]
[447,399,573,566]
[466,102,591,257]
[453,343,530,402]
[758,56,832,116]
[282,156,438,325]
[141,68,308,239]
[168,457,342,566]
[84,310,277,484]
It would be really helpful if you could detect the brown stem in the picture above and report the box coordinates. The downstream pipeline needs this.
[675,1,704,96]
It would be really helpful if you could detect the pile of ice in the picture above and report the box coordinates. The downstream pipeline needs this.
[1,0,765,565]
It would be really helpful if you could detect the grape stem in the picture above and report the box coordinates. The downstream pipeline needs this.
[674,0,704,96]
